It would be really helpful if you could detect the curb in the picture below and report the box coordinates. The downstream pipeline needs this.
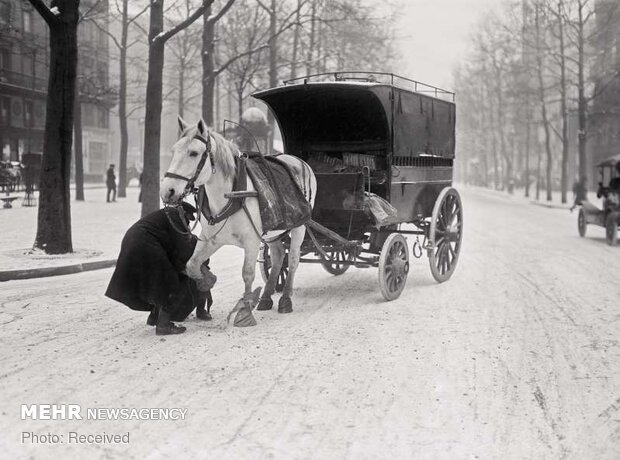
[0,259,117,282]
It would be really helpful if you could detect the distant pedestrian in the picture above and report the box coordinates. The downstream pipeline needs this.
[105,203,215,335]
[106,164,116,202]
[570,176,587,212]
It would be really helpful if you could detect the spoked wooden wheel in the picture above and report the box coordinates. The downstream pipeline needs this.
[606,213,618,246]
[578,208,587,237]
[378,233,409,301]
[428,187,463,283]
[321,249,353,275]
[259,244,289,293]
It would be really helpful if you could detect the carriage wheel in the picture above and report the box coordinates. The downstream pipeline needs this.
[259,244,288,293]
[578,208,587,237]
[320,249,352,275]
[378,233,409,301]
[428,187,463,283]
[606,214,618,246]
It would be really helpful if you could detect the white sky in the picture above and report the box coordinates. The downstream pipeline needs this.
[394,0,499,90]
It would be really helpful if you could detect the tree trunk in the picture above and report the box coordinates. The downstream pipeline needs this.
[236,83,243,121]
[202,5,215,125]
[534,5,553,202]
[73,87,84,201]
[117,0,129,198]
[141,0,165,216]
[576,0,587,187]
[558,0,568,203]
[306,0,317,75]
[524,108,531,198]
[33,0,79,254]
[290,0,301,80]
[178,65,185,118]
[267,0,277,145]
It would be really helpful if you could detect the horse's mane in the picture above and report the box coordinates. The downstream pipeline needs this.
[182,126,238,179]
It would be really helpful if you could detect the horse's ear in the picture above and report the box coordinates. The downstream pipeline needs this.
[178,116,188,135]
[197,118,207,136]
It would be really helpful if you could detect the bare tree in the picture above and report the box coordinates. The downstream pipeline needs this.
[201,0,237,125]
[141,0,209,216]
[27,0,80,254]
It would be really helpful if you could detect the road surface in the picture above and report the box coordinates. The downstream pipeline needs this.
[1,188,619,459]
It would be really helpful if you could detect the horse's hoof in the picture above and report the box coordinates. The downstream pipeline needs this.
[277,296,293,314]
[196,309,212,321]
[233,308,257,327]
[256,297,273,311]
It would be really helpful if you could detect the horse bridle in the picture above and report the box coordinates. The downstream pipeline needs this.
[163,133,215,197]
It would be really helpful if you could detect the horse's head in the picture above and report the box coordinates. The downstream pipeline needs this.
[160,117,215,204]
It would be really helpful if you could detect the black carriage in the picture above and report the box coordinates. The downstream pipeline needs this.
[578,154,620,246]
[253,72,463,300]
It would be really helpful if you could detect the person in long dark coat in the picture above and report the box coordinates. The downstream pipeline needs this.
[105,202,214,335]
[106,164,117,202]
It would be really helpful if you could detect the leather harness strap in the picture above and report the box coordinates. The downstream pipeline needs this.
[199,156,248,226]
[163,135,268,241]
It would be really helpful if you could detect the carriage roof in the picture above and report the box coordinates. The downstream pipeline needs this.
[252,72,456,159]
[597,154,620,168]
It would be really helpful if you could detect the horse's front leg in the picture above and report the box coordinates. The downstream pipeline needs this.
[186,238,219,280]
[232,243,262,327]
[278,226,305,314]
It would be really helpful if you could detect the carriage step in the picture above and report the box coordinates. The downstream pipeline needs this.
[224,191,259,199]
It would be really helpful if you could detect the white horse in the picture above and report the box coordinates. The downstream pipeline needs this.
[160,117,316,326]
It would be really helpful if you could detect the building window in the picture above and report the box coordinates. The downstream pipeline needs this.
[0,48,9,73]
[0,97,10,126]
[23,9,32,33]
[88,141,108,174]
[96,61,107,86]
[22,52,34,76]
[0,2,11,25]
[24,99,33,127]
[98,28,107,47]
[83,103,95,127]
[97,106,108,129]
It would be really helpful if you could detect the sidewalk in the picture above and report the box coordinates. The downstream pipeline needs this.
[464,185,604,210]
[0,186,143,281]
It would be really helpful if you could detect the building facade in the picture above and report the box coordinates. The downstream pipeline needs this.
[0,0,112,181]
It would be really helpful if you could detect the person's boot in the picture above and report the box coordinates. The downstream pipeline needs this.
[146,306,158,326]
[156,307,186,335]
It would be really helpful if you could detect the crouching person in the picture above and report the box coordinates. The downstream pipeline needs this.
[105,202,216,335]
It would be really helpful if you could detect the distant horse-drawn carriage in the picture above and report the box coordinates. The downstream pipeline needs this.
[161,72,462,326]
[578,154,620,246]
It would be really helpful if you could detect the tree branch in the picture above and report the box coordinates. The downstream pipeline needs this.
[256,0,270,14]
[27,0,59,27]
[214,44,268,77]
[154,0,212,45]
[209,0,236,25]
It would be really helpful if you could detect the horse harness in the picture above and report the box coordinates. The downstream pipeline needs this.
[163,133,264,240]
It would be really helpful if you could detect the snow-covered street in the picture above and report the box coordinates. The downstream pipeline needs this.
[1,188,619,459]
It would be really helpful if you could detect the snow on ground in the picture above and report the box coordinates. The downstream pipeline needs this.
[0,187,142,271]
[0,187,619,459]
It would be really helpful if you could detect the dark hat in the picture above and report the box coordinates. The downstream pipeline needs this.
[181,201,197,221]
